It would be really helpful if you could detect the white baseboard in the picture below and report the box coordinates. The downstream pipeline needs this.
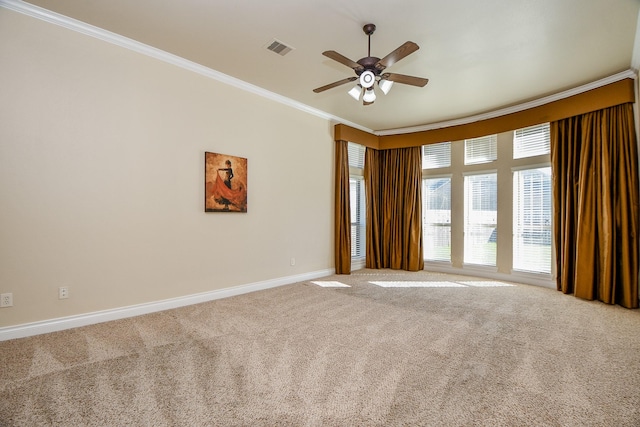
[0,268,334,341]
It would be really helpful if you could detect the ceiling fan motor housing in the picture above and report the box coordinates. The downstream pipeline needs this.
[356,56,383,91]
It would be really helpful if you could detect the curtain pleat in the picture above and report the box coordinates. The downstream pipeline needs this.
[365,148,382,268]
[614,106,640,307]
[334,140,351,274]
[365,146,424,271]
[551,103,639,308]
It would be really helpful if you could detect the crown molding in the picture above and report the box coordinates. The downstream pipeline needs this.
[2,0,634,138]
[376,69,638,136]
[0,0,373,134]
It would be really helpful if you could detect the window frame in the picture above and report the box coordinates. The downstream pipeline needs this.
[347,142,366,261]
[421,127,554,287]
[463,170,498,268]
[422,174,453,263]
[512,164,552,274]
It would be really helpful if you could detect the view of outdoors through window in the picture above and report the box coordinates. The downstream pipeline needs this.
[420,124,551,275]
[348,143,366,259]
[423,177,451,261]
[464,173,498,266]
[513,167,552,273]
[349,177,365,258]
[349,123,551,276]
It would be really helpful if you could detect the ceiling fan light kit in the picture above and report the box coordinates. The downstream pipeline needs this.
[313,23,428,105]
[363,88,376,103]
[348,84,363,100]
[378,78,393,95]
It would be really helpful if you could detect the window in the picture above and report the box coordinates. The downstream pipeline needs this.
[513,124,550,159]
[421,124,552,283]
[465,135,497,165]
[513,167,552,273]
[348,142,365,169]
[423,177,451,261]
[423,142,451,169]
[464,173,497,266]
[513,123,551,273]
[348,142,366,259]
[350,177,366,258]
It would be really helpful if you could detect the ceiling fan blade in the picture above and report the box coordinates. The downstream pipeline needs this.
[322,51,364,72]
[313,76,358,93]
[375,41,419,70]
[383,73,429,87]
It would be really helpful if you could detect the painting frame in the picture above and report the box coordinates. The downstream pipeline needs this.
[205,152,248,213]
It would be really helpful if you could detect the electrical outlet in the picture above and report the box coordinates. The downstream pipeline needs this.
[58,286,69,299]
[0,293,13,308]
[290,257,296,266]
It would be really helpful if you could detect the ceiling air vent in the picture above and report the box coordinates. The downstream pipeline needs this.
[266,39,294,56]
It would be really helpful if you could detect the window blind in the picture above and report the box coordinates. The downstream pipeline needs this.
[465,135,497,165]
[513,167,551,273]
[423,177,451,261]
[349,177,366,258]
[464,173,497,266]
[513,124,550,159]
[348,142,365,169]
[348,142,366,259]
[422,142,451,169]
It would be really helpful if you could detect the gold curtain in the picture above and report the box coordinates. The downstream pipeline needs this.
[365,148,382,268]
[551,103,639,308]
[365,146,424,271]
[334,140,351,274]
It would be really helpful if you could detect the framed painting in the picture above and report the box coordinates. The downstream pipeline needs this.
[205,152,247,212]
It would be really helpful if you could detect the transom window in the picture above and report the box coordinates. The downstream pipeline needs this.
[423,142,451,169]
[465,135,497,165]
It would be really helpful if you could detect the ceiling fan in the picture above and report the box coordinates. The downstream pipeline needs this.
[313,23,429,105]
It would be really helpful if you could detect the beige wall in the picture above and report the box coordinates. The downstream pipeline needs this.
[0,10,334,327]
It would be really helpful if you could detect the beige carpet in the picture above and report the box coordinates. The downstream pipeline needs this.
[1,269,640,426]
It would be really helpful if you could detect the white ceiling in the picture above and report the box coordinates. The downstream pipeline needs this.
[20,0,640,133]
